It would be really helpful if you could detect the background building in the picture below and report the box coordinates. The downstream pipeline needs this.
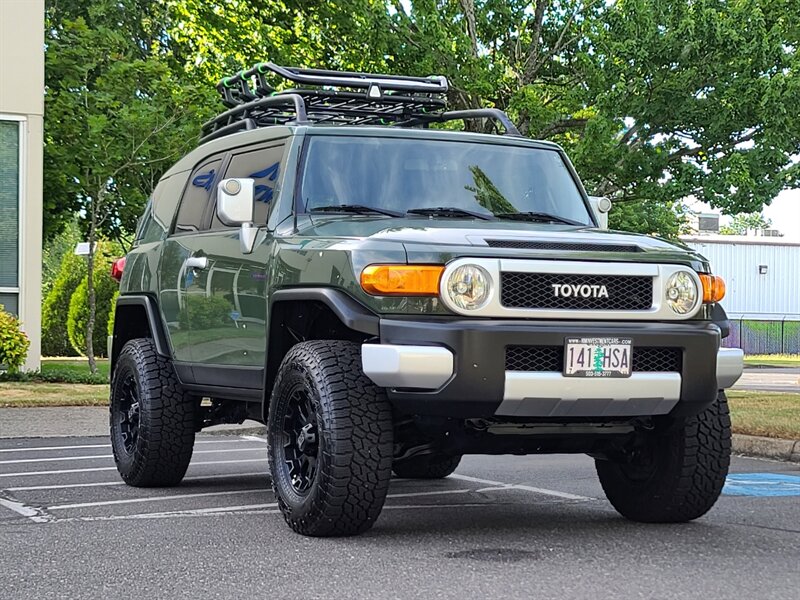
[0,0,45,370]
[682,235,800,354]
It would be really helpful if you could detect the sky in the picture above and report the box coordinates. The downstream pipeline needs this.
[689,188,800,240]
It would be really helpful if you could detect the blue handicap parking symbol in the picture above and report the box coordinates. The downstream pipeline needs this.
[722,473,800,497]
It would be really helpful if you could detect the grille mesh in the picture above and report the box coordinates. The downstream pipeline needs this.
[500,272,652,310]
[486,239,641,253]
[505,346,682,373]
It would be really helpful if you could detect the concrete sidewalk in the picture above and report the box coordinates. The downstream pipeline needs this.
[734,367,800,392]
[0,407,264,438]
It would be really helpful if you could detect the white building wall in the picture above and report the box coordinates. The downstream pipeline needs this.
[683,237,800,317]
[0,0,44,370]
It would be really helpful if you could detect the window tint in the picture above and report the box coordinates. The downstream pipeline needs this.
[211,144,284,229]
[175,158,223,233]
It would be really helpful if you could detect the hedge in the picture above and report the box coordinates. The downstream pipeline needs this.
[67,267,118,358]
[41,252,86,356]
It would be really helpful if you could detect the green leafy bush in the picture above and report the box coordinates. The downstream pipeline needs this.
[0,305,30,374]
[67,263,119,358]
[108,290,119,337]
[41,251,86,356]
[178,295,234,330]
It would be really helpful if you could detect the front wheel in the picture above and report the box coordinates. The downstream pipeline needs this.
[596,391,731,523]
[267,340,394,537]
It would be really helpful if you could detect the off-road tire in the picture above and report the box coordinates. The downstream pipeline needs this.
[267,340,394,537]
[110,338,197,487]
[393,453,462,479]
[596,391,731,523]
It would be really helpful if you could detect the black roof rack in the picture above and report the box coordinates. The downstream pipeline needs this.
[199,62,521,143]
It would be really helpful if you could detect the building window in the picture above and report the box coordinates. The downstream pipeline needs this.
[0,120,20,315]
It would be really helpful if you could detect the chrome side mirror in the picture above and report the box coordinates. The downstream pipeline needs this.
[217,178,257,254]
[589,196,612,229]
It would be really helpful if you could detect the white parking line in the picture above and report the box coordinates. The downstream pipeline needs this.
[48,488,265,511]
[0,458,266,478]
[46,486,475,511]
[7,471,268,492]
[0,439,260,454]
[0,444,110,454]
[0,496,54,523]
[449,473,591,501]
[0,446,265,466]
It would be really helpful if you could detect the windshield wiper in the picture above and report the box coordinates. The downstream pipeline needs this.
[494,211,584,226]
[309,204,403,217]
[406,207,495,221]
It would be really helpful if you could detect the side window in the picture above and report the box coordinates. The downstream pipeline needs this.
[174,157,223,233]
[210,143,284,230]
[138,173,188,244]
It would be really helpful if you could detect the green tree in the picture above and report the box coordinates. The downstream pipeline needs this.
[44,2,211,371]
[719,212,773,235]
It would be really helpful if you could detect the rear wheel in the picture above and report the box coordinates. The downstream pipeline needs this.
[393,453,462,479]
[596,391,731,522]
[267,340,393,537]
[110,338,198,487]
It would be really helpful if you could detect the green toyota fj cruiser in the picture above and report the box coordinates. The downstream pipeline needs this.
[108,63,743,536]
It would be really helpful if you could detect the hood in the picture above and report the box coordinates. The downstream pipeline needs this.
[295,215,709,269]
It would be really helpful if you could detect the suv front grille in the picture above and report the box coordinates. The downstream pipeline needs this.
[506,346,682,373]
[486,240,641,253]
[500,272,652,311]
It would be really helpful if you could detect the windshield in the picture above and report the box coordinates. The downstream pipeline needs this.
[299,136,594,225]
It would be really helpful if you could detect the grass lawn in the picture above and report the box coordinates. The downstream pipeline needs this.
[726,390,800,440]
[0,382,108,407]
[744,354,800,368]
[41,357,111,379]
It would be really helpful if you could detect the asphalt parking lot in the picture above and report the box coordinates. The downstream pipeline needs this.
[1,435,798,600]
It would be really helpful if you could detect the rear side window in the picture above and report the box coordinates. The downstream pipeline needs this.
[138,174,189,243]
[210,143,284,230]
[174,157,223,233]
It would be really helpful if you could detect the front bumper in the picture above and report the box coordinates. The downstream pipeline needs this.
[361,318,742,419]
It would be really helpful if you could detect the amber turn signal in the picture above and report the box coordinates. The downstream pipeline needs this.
[361,265,444,296]
[699,273,726,303]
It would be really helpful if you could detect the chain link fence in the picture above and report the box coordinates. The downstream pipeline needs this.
[722,315,800,355]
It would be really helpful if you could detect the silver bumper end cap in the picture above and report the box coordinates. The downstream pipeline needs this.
[717,348,744,389]
[361,344,454,390]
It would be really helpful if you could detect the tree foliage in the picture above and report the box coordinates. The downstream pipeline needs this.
[44,0,799,242]
[719,212,773,235]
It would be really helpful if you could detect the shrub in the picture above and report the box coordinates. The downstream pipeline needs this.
[41,251,86,356]
[0,305,30,374]
[108,290,119,337]
[67,260,119,358]
[178,294,234,330]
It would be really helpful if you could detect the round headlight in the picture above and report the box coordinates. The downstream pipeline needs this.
[445,264,492,311]
[665,271,698,314]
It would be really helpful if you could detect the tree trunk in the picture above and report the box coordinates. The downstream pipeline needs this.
[85,194,98,375]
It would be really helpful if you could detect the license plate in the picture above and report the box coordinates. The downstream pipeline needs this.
[564,337,632,378]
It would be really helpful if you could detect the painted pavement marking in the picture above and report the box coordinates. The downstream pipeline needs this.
[723,473,800,497]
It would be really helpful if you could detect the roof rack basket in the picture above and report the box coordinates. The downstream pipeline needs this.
[200,62,521,143]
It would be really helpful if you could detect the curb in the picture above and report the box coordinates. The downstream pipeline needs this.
[732,433,800,463]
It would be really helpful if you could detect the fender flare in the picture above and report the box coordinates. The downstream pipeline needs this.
[110,294,171,370]
[269,288,380,336]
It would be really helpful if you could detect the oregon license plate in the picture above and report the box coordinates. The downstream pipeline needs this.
[564,337,633,378]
